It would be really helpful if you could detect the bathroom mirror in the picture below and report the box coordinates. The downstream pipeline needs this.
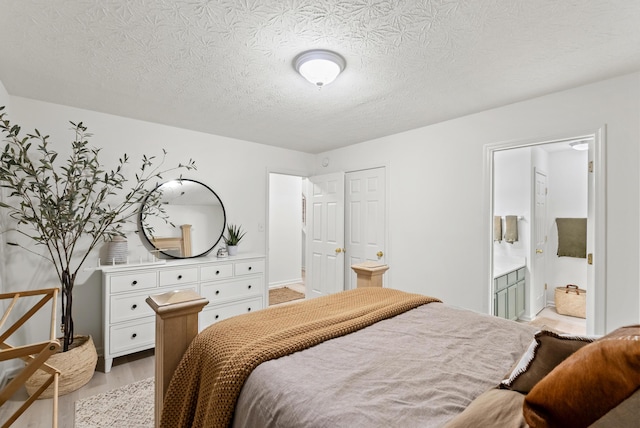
[140,179,226,258]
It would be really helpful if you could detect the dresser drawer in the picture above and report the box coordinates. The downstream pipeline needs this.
[110,285,195,324]
[200,297,263,328]
[109,319,155,354]
[200,264,234,282]
[234,260,265,276]
[201,277,262,304]
[110,272,157,294]
[159,267,198,286]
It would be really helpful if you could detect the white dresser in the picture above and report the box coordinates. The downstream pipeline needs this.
[101,253,265,372]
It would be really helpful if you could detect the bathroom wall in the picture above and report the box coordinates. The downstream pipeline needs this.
[493,148,531,261]
[546,149,589,302]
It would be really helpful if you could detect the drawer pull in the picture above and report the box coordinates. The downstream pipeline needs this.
[131,333,137,339]
[247,307,252,312]
[215,290,220,295]
[131,280,138,285]
[215,314,219,320]
[177,275,183,280]
[247,285,252,290]
[131,304,137,310]
[216,270,220,275]
[248,266,252,271]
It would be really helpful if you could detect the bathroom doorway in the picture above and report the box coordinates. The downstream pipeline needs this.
[485,128,606,335]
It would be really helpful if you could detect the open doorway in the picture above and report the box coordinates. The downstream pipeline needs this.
[485,128,606,336]
[267,173,307,305]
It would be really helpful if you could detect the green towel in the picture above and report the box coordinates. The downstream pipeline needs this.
[556,218,587,258]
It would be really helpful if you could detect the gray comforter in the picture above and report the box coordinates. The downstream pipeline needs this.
[233,302,536,428]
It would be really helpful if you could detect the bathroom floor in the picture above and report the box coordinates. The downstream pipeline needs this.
[528,306,586,335]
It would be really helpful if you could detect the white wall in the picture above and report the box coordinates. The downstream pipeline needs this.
[0,81,9,294]
[1,97,314,354]
[0,81,11,383]
[546,149,588,301]
[317,72,640,333]
[268,174,303,287]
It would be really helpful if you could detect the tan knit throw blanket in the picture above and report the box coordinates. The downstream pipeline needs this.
[160,288,441,428]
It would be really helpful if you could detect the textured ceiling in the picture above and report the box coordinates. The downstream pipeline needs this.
[1,1,639,154]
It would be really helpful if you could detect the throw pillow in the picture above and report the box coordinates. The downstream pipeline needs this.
[500,330,595,393]
[523,325,640,428]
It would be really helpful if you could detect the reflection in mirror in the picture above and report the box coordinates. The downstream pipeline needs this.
[140,179,226,258]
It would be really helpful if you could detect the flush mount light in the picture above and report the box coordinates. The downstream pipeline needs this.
[294,49,346,87]
[569,140,589,151]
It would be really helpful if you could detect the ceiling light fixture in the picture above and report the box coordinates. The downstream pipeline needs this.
[569,140,589,151]
[294,49,346,88]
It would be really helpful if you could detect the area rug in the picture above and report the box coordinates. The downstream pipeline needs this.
[75,377,153,427]
[269,286,305,306]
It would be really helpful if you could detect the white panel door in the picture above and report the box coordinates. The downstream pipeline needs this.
[345,168,386,290]
[533,168,547,314]
[307,173,345,298]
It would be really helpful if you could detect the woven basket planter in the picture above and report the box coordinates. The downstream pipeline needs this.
[25,335,98,399]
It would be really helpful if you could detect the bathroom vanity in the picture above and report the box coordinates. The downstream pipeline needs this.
[493,258,526,321]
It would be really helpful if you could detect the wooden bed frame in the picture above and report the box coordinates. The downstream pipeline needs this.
[145,263,388,427]
[151,224,192,257]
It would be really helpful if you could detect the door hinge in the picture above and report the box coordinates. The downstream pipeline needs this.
[544,283,547,290]
[589,161,594,173]
[587,253,593,265]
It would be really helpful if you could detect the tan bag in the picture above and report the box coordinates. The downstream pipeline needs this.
[554,284,586,318]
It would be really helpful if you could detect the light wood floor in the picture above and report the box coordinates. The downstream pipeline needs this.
[0,350,155,428]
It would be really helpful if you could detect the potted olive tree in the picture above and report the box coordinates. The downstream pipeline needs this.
[0,106,196,396]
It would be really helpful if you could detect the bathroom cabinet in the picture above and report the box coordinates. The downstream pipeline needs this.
[494,267,525,321]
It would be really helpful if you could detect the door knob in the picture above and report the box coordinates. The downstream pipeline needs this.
[377,251,384,258]
[536,249,543,254]
[335,248,345,253]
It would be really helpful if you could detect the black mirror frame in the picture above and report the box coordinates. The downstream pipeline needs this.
[138,178,226,259]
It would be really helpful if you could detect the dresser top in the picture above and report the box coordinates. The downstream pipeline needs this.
[100,252,265,273]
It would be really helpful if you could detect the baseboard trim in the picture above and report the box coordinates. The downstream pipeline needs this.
[269,279,303,289]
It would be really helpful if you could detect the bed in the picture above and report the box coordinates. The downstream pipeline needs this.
[147,288,640,428]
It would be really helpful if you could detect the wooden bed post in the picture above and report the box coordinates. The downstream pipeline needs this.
[180,224,192,257]
[351,262,389,288]
[146,290,208,428]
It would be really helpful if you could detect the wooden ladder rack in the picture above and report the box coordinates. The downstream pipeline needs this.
[0,288,60,428]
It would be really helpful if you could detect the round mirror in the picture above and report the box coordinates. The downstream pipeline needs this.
[139,179,226,258]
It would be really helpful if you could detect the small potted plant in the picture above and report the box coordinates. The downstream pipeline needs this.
[223,224,246,256]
